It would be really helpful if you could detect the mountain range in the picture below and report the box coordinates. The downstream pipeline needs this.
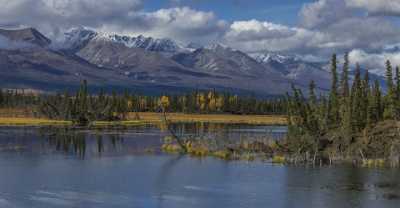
[0,27,363,96]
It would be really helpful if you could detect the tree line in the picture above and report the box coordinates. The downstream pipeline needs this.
[286,53,400,161]
[0,81,287,124]
[0,89,39,108]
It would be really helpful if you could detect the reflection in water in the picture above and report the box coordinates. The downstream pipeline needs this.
[168,122,287,140]
[40,128,87,159]
[1,125,400,208]
[39,127,128,159]
[29,123,286,159]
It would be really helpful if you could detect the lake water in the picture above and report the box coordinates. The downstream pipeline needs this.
[0,124,400,208]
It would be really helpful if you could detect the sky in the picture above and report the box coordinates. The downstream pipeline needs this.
[1,0,400,68]
[144,0,311,25]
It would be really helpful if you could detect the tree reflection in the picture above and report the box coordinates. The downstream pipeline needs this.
[38,127,125,158]
[96,134,103,155]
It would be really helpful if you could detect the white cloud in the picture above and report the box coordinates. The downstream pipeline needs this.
[346,0,400,16]
[299,0,350,29]
[135,7,228,43]
[349,49,400,70]
[224,20,295,42]
[223,20,326,53]
[323,17,400,50]
[40,0,142,18]
[0,0,142,37]
[222,16,400,56]
[0,0,399,60]
[0,1,226,44]
[222,0,400,57]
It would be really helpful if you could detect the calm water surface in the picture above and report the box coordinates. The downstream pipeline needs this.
[0,124,399,208]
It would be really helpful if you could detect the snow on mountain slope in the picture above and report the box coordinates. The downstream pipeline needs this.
[58,27,190,55]
[250,52,300,64]
[0,27,342,95]
[172,43,283,77]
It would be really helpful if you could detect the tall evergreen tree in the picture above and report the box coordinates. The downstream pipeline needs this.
[386,60,394,94]
[367,80,383,127]
[351,64,363,131]
[395,66,400,120]
[361,70,370,126]
[340,53,350,98]
[328,54,339,126]
[339,53,352,133]
[384,60,395,119]
[309,80,317,107]
[374,80,383,121]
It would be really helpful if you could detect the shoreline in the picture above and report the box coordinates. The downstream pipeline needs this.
[0,112,287,126]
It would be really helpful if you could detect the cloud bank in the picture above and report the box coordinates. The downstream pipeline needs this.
[1,0,400,69]
[223,0,400,56]
[346,0,400,16]
[0,0,226,44]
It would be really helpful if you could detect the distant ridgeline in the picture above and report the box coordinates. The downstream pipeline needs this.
[286,53,400,165]
[0,81,286,124]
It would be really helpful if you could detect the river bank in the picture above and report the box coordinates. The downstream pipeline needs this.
[158,120,400,168]
[0,111,287,126]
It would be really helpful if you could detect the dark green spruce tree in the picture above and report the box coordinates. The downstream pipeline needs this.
[384,60,395,120]
[395,66,400,120]
[339,53,352,135]
[328,54,339,126]
[350,64,364,131]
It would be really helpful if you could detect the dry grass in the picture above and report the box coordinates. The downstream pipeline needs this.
[92,120,145,126]
[0,108,287,126]
[130,112,287,125]
[0,117,71,126]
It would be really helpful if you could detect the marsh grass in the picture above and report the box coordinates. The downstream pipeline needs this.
[129,112,287,125]
[362,159,386,168]
[0,108,287,126]
[161,134,285,162]
[92,120,146,126]
[0,117,71,126]
[272,155,286,164]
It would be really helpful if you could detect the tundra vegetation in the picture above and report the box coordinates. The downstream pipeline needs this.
[162,54,400,167]
[285,54,400,167]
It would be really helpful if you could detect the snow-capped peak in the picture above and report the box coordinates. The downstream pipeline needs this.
[104,33,185,53]
[250,52,299,64]
[59,27,189,54]
[204,43,233,51]
[52,26,96,51]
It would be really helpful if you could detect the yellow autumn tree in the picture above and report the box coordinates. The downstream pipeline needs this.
[208,91,216,111]
[159,96,170,111]
[178,96,187,112]
[127,100,133,110]
[216,97,224,111]
[139,97,147,111]
[197,93,206,112]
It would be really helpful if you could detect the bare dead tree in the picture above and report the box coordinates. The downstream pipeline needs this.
[160,107,187,153]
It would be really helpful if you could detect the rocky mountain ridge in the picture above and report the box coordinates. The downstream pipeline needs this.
[0,27,361,96]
